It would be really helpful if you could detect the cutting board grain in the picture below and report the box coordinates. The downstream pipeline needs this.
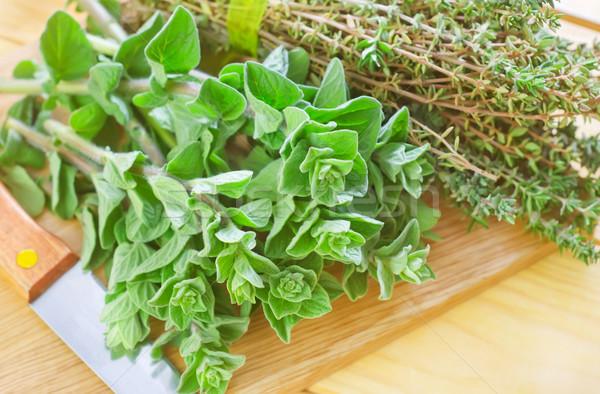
[308,251,600,394]
[0,40,557,393]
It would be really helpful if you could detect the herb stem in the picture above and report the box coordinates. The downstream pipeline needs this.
[77,0,128,42]
[197,193,228,215]
[6,118,100,175]
[126,119,166,166]
[411,118,498,181]
[137,108,178,149]
[44,119,109,164]
[0,77,203,98]
[86,33,120,56]
[0,79,85,95]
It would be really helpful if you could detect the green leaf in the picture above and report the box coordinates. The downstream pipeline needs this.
[283,107,309,135]
[40,11,94,81]
[216,226,254,246]
[134,232,191,276]
[187,78,247,121]
[314,58,347,109]
[373,143,430,198]
[318,272,345,301]
[286,47,310,84]
[226,0,268,56]
[79,206,112,270]
[299,84,319,102]
[70,102,107,139]
[261,301,301,343]
[215,246,236,282]
[218,63,244,90]
[88,62,130,125]
[376,218,421,257]
[126,178,164,226]
[306,97,382,158]
[80,206,98,270]
[510,127,528,137]
[95,0,121,20]
[132,91,167,109]
[234,253,264,288]
[165,141,205,180]
[264,196,294,256]
[226,199,272,228]
[13,59,44,79]
[148,276,180,307]
[114,11,164,78]
[189,170,253,199]
[177,356,201,393]
[153,97,205,144]
[0,165,45,217]
[376,259,395,300]
[262,46,288,75]
[179,332,202,357]
[145,6,200,86]
[150,329,179,360]
[296,284,332,319]
[244,62,303,137]
[93,175,126,249]
[244,61,303,109]
[286,210,321,258]
[125,207,171,243]
[342,264,368,301]
[376,107,409,148]
[127,281,164,319]
[116,216,134,247]
[268,294,301,319]
[110,242,154,287]
[49,152,78,220]
[103,151,146,190]
[321,210,384,240]
[99,291,137,323]
[117,313,150,349]
[278,143,311,197]
[409,198,440,233]
[1,97,35,142]
[245,159,282,201]
[0,129,46,169]
[148,174,193,229]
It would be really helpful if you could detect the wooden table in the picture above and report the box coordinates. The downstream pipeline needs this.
[0,1,599,392]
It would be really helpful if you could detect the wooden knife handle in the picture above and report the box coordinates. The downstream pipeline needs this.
[0,182,78,302]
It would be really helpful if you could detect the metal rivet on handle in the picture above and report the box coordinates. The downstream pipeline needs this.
[17,249,38,268]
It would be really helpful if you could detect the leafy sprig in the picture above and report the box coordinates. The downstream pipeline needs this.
[0,4,439,392]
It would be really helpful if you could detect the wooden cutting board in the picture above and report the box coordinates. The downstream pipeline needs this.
[0,43,557,393]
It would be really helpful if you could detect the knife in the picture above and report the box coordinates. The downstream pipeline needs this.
[0,181,180,393]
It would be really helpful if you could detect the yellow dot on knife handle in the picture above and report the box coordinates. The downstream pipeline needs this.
[17,249,38,268]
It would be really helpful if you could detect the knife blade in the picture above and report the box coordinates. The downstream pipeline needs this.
[0,182,180,393]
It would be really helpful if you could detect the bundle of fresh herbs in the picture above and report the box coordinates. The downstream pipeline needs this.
[126,0,600,264]
[0,3,438,392]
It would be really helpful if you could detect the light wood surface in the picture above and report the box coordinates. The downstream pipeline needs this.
[0,182,78,301]
[308,252,600,394]
[0,1,598,393]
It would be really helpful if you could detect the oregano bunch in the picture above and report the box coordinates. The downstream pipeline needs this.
[0,4,438,392]
[127,0,600,264]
